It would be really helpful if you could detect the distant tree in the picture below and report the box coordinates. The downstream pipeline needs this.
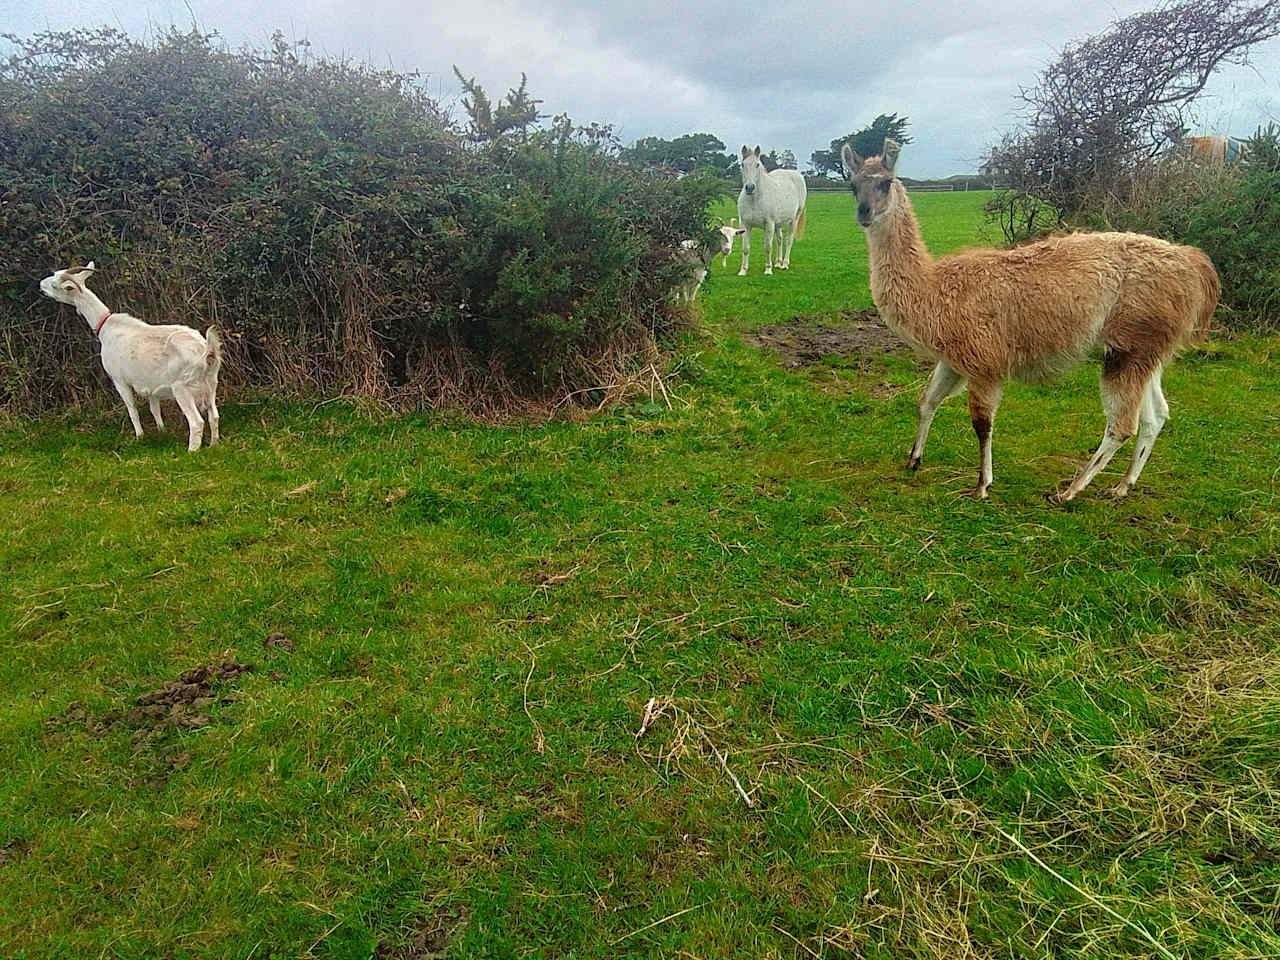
[777,148,797,170]
[620,132,735,174]
[986,0,1280,225]
[811,114,913,178]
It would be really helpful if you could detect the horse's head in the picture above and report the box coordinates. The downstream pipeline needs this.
[842,138,902,228]
[740,144,764,196]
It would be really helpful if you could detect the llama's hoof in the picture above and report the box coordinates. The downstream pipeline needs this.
[906,454,921,471]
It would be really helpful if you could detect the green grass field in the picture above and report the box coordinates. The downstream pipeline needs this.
[3,191,1279,959]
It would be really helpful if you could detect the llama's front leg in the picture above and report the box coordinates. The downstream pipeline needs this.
[148,396,165,431]
[967,380,1003,500]
[738,228,750,276]
[172,384,206,452]
[908,361,966,469]
[112,379,145,439]
[764,221,776,275]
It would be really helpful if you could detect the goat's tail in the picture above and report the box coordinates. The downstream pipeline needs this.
[793,205,807,241]
[205,326,223,373]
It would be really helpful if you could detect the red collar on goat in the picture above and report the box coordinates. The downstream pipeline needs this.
[94,312,112,337]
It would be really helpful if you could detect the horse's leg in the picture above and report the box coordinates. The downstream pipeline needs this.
[778,222,791,269]
[738,225,750,277]
[782,217,797,268]
[764,220,775,276]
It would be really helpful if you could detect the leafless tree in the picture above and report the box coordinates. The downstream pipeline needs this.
[987,0,1280,233]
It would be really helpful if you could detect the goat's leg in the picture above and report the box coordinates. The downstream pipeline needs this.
[172,384,206,452]
[1105,367,1167,498]
[206,383,221,446]
[967,380,1003,500]
[764,221,775,275]
[908,361,966,469]
[738,227,750,276]
[112,379,145,439]
[148,396,165,431]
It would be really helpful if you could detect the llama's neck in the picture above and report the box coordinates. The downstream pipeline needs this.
[864,187,933,330]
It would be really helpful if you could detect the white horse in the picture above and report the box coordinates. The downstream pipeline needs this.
[737,145,807,276]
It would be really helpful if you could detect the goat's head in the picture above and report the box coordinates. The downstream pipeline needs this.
[717,224,745,256]
[740,144,765,196]
[843,139,902,228]
[40,261,96,304]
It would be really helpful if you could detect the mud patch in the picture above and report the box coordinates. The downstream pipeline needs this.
[377,904,470,960]
[746,310,906,368]
[45,659,255,739]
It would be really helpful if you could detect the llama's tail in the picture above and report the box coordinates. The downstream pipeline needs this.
[1186,249,1220,344]
[205,326,223,373]
[794,205,807,241]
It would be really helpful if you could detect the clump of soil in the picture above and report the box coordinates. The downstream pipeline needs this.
[264,631,295,652]
[746,310,906,367]
[377,904,470,960]
[0,838,28,868]
[45,658,254,738]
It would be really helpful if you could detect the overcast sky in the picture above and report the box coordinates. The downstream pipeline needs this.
[4,0,1278,177]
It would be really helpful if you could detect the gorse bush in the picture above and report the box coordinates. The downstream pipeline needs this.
[0,28,719,414]
[1078,126,1280,330]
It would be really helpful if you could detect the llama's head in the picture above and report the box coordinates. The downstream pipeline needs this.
[842,139,903,228]
[740,144,765,195]
[39,261,97,305]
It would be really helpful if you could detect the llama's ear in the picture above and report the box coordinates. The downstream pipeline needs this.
[841,143,863,178]
[882,139,901,172]
[741,144,749,159]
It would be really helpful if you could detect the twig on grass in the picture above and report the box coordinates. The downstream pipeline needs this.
[610,901,708,946]
[991,824,1179,960]
[522,646,546,755]
[634,696,754,807]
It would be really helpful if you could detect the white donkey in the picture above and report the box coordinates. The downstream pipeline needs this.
[737,145,807,276]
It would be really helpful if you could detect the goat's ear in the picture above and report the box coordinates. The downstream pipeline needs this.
[841,143,863,177]
[882,139,901,172]
[734,227,746,235]
[84,260,96,273]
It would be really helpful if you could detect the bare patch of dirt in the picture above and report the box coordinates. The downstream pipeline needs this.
[44,659,254,739]
[746,310,906,368]
[377,904,470,960]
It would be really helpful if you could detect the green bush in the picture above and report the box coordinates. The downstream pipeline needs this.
[1067,126,1280,331]
[0,29,720,414]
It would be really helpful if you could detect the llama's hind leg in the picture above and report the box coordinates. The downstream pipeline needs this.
[967,379,1003,500]
[1105,367,1168,498]
[908,361,966,469]
[1051,353,1146,503]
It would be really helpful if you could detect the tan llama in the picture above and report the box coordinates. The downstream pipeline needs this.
[842,139,1219,503]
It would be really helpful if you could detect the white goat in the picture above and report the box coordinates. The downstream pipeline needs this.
[674,230,738,302]
[715,217,746,267]
[40,262,224,451]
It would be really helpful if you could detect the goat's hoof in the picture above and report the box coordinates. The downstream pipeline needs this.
[737,269,747,277]
[906,455,921,471]
[969,485,990,501]
[1046,490,1072,506]
[764,268,773,276]
[1100,483,1130,500]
